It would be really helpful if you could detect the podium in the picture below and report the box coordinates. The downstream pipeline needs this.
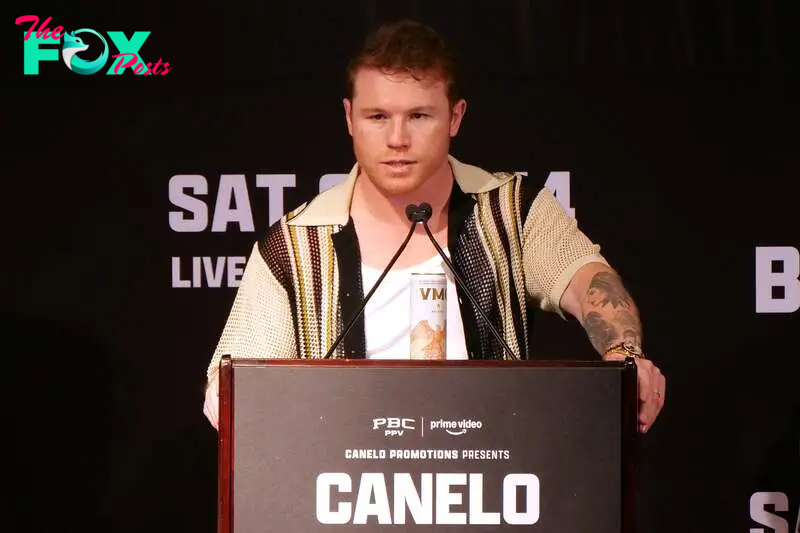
[217,356,638,532]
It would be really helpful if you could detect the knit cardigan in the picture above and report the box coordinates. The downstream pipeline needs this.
[206,155,606,379]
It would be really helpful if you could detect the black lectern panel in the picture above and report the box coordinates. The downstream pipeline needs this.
[219,358,637,533]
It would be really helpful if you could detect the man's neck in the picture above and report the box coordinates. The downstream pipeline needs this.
[352,161,454,231]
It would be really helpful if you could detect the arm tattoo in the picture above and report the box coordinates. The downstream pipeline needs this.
[583,311,617,352]
[581,271,642,354]
[586,271,633,309]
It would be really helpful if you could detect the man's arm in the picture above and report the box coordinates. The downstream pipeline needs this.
[561,260,666,433]
[519,184,665,432]
[559,261,642,358]
[203,241,297,430]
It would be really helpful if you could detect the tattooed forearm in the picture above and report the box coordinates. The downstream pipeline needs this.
[581,271,642,355]
[583,311,616,351]
[586,271,633,309]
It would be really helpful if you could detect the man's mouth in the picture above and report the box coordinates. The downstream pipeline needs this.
[383,160,416,168]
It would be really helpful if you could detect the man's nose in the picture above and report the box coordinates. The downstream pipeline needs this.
[386,117,410,148]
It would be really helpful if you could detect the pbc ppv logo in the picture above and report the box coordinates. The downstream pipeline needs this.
[372,417,415,437]
[16,15,171,75]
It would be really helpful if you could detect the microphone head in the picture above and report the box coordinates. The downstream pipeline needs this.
[405,203,433,223]
[419,202,433,221]
[405,204,419,222]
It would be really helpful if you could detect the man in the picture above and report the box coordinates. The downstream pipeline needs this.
[203,20,665,433]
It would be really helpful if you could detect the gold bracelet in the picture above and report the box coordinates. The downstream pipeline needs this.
[604,341,645,359]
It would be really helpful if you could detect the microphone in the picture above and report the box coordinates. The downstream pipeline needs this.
[409,202,519,360]
[322,214,419,359]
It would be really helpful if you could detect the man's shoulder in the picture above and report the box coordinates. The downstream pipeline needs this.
[259,201,312,241]
[252,202,318,283]
[451,156,514,195]
[259,191,345,247]
[460,168,549,205]
[450,156,548,199]
[472,170,520,193]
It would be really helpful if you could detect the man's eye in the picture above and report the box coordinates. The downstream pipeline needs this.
[410,113,428,119]
[368,114,387,120]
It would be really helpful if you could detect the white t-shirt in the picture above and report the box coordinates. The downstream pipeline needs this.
[361,250,468,360]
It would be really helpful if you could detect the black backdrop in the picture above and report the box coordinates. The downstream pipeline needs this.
[2,1,798,532]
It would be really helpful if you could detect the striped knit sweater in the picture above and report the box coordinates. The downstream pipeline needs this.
[206,155,606,379]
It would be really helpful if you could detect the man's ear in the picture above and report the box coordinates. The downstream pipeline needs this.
[343,98,353,136]
[449,98,467,137]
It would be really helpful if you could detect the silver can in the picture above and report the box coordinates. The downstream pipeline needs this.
[409,273,447,359]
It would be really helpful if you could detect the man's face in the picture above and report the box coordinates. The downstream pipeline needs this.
[344,67,466,196]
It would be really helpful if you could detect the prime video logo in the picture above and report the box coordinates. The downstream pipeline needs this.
[16,15,171,75]
[429,418,483,436]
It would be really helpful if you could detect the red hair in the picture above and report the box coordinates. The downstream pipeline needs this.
[346,19,460,106]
